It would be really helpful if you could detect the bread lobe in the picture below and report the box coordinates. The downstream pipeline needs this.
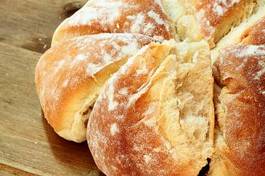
[211,1,265,63]
[87,41,214,176]
[162,0,257,47]
[211,45,265,176]
[35,33,154,142]
[52,0,175,45]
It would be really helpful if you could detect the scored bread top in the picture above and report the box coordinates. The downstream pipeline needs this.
[163,0,257,47]
[87,41,214,176]
[35,33,154,142]
[196,0,256,44]
[52,0,175,45]
[211,7,265,63]
[35,0,265,175]
[209,7,265,175]
[212,45,265,176]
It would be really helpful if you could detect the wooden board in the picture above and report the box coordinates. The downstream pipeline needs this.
[0,0,103,175]
[0,0,85,53]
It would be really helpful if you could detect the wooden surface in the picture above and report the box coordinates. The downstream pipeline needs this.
[0,0,103,175]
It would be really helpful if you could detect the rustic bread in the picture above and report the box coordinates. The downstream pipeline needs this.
[87,41,214,176]
[35,0,265,175]
[35,33,154,142]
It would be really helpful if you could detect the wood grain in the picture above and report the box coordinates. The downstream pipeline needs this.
[0,43,101,176]
[0,163,36,176]
[0,0,86,53]
[0,0,103,175]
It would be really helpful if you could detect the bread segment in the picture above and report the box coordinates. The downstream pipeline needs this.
[35,34,153,142]
[52,0,175,45]
[209,4,265,174]
[212,0,265,62]
[211,45,265,176]
[162,0,257,47]
[87,41,214,176]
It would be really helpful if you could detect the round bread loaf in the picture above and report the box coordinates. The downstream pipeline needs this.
[35,0,265,175]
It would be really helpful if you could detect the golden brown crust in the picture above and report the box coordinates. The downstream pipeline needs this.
[241,17,265,44]
[211,6,265,63]
[197,0,256,44]
[52,0,175,45]
[35,0,265,174]
[87,41,214,176]
[35,33,154,142]
[88,43,174,175]
[164,0,256,47]
[213,45,265,176]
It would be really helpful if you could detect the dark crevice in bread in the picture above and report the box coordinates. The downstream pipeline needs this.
[82,104,95,128]
[82,102,95,116]
[213,0,258,45]
[198,158,211,176]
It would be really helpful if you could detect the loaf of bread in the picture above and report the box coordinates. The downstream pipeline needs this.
[35,0,265,175]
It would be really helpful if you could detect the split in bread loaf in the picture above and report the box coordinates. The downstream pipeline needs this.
[87,41,215,176]
[209,13,265,175]
[210,44,265,176]
[211,0,265,62]
[35,33,154,142]
[162,0,257,47]
[54,0,259,48]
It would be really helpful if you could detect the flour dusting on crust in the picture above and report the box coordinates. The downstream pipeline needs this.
[53,0,173,43]
[36,34,153,133]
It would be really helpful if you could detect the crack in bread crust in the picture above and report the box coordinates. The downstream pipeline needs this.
[35,33,154,142]
[211,45,265,176]
[87,41,214,176]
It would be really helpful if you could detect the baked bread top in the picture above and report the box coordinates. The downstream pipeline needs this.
[35,33,154,142]
[88,41,214,176]
[212,44,265,176]
[52,0,175,46]
[163,0,257,47]
[35,0,265,175]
